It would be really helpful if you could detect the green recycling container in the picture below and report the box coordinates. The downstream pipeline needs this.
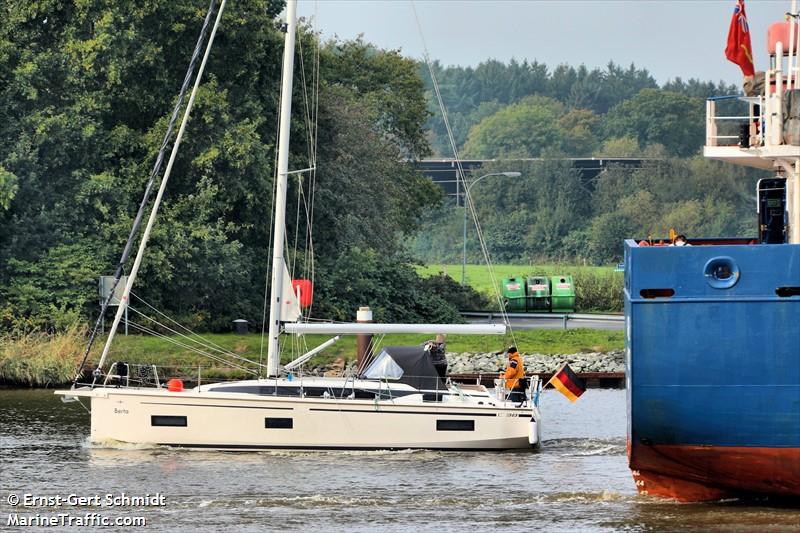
[502,277,527,312]
[525,276,551,312]
[550,275,576,312]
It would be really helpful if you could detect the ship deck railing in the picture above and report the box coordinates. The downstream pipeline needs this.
[704,92,800,169]
[628,237,759,247]
[705,95,765,149]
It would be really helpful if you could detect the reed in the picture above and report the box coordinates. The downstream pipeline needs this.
[571,270,624,312]
[0,325,85,387]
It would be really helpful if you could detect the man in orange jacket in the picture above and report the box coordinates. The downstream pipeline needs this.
[502,346,526,403]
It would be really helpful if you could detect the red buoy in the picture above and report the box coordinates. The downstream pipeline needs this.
[167,378,184,392]
[292,279,313,308]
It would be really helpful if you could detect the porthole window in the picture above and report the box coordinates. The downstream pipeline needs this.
[704,257,740,289]
[713,264,733,280]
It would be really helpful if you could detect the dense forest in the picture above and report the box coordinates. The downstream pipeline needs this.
[0,0,483,332]
[409,60,765,264]
[0,2,766,333]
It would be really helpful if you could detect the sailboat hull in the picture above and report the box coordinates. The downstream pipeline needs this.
[58,388,538,451]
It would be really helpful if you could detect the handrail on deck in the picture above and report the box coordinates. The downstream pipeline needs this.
[705,95,765,148]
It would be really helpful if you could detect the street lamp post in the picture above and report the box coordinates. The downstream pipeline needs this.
[461,171,522,285]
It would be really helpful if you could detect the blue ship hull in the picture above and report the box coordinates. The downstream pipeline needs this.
[625,239,800,500]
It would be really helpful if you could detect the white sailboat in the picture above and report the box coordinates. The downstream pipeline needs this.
[55,0,541,451]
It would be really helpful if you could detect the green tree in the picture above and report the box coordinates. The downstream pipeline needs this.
[0,166,18,211]
[312,248,463,323]
[462,96,565,158]
[308,85,441,258]
[587,211,637,264]
[0,1,441,330]
[601,89,705,157]
[558,108,600,156]
[321,37,431,158]
[595,136,640,157]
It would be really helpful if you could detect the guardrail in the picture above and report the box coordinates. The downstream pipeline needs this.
[449,371,625,389]
[460,311,624,329]
[706,95,763,148]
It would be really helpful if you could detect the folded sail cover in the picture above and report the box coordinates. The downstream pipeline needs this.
[547,363,586,402]
[362,346,446,391]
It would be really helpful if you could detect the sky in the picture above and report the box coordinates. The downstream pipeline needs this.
[296,0,788,86]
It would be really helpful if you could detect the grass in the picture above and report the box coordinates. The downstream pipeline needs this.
[417,263,614,295]
[418,263,623,312]
[111,330,623,365]
[0,325,86,387]
[0,329,624,387]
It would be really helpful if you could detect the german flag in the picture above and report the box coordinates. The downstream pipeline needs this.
[547,363,586,402]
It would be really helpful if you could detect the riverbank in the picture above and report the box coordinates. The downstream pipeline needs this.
[446,349,625,374]
[0,328,624,387]
[300,349,625,388]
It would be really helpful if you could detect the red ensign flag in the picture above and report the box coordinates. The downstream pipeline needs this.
[726,0,755,76]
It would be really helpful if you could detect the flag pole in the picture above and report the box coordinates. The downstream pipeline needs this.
[545,362,568,387]
[789,0,796,90]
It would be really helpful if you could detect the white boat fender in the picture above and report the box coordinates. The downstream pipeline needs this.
[528,413,540,446]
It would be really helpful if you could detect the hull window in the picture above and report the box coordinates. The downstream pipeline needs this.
[265,417,293,429]
[151,415,187,427]
[776,286,800,297]
[639,288,675,299]
[436,420,474,431]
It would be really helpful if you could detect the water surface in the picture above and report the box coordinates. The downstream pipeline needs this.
[1,388,797,532]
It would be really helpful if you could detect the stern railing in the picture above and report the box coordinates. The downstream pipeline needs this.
[705,95,765,148]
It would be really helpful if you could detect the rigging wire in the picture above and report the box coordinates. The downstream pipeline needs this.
[125,320,257,375]
[129,292,240,358]
[359,333,386,373]
[71,0,220,387]
[304,3,321,321]
[295,15,320,324]
[126,298,262,368]
[123,311,242,369]
[410,1,516,349]
[282,8,322,361]
[91,0,230,381]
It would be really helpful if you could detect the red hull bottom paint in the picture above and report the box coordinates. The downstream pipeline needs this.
[629,443,800,502]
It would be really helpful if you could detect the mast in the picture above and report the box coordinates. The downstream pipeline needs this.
[266,0,298,377]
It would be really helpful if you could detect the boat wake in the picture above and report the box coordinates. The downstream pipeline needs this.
[530,489,630,503]
[543,437,626,456]
[87,437,165,451]
[192,494,387,510]
[254,448,431,457]
[189,489,633,512]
